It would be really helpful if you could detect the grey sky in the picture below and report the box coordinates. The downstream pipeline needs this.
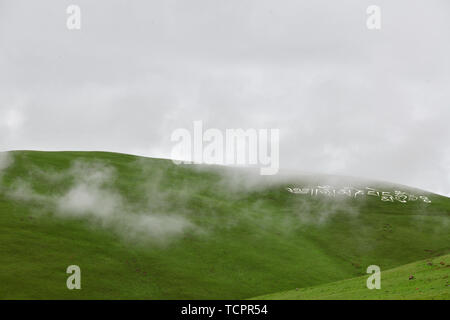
[1,0,449,195]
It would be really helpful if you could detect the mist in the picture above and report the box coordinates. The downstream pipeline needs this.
[5,159,197,245]
[0,152,12,172]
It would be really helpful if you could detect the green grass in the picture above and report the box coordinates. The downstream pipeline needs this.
[251,254,450,300]
[0,151,449,299]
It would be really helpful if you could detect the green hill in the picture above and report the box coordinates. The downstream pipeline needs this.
[251,253,450,300]
[0,151,449,299]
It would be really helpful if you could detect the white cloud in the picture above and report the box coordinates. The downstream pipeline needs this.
[6,160,197,244]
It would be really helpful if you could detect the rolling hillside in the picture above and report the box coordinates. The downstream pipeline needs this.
[252,253,450,300]
[0,151,449,299]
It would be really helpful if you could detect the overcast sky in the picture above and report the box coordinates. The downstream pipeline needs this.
[1,0,449,195]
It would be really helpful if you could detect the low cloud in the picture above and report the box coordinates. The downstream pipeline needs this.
[6,160,196,245]
[0,152,12,172]
[5,156,426,245]
[56,161,123,218]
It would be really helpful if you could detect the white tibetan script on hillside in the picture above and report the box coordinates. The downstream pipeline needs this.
[286,186,432,203]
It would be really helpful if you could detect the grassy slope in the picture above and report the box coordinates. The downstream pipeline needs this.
[0,151,449,299]
[252,254,450,300]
